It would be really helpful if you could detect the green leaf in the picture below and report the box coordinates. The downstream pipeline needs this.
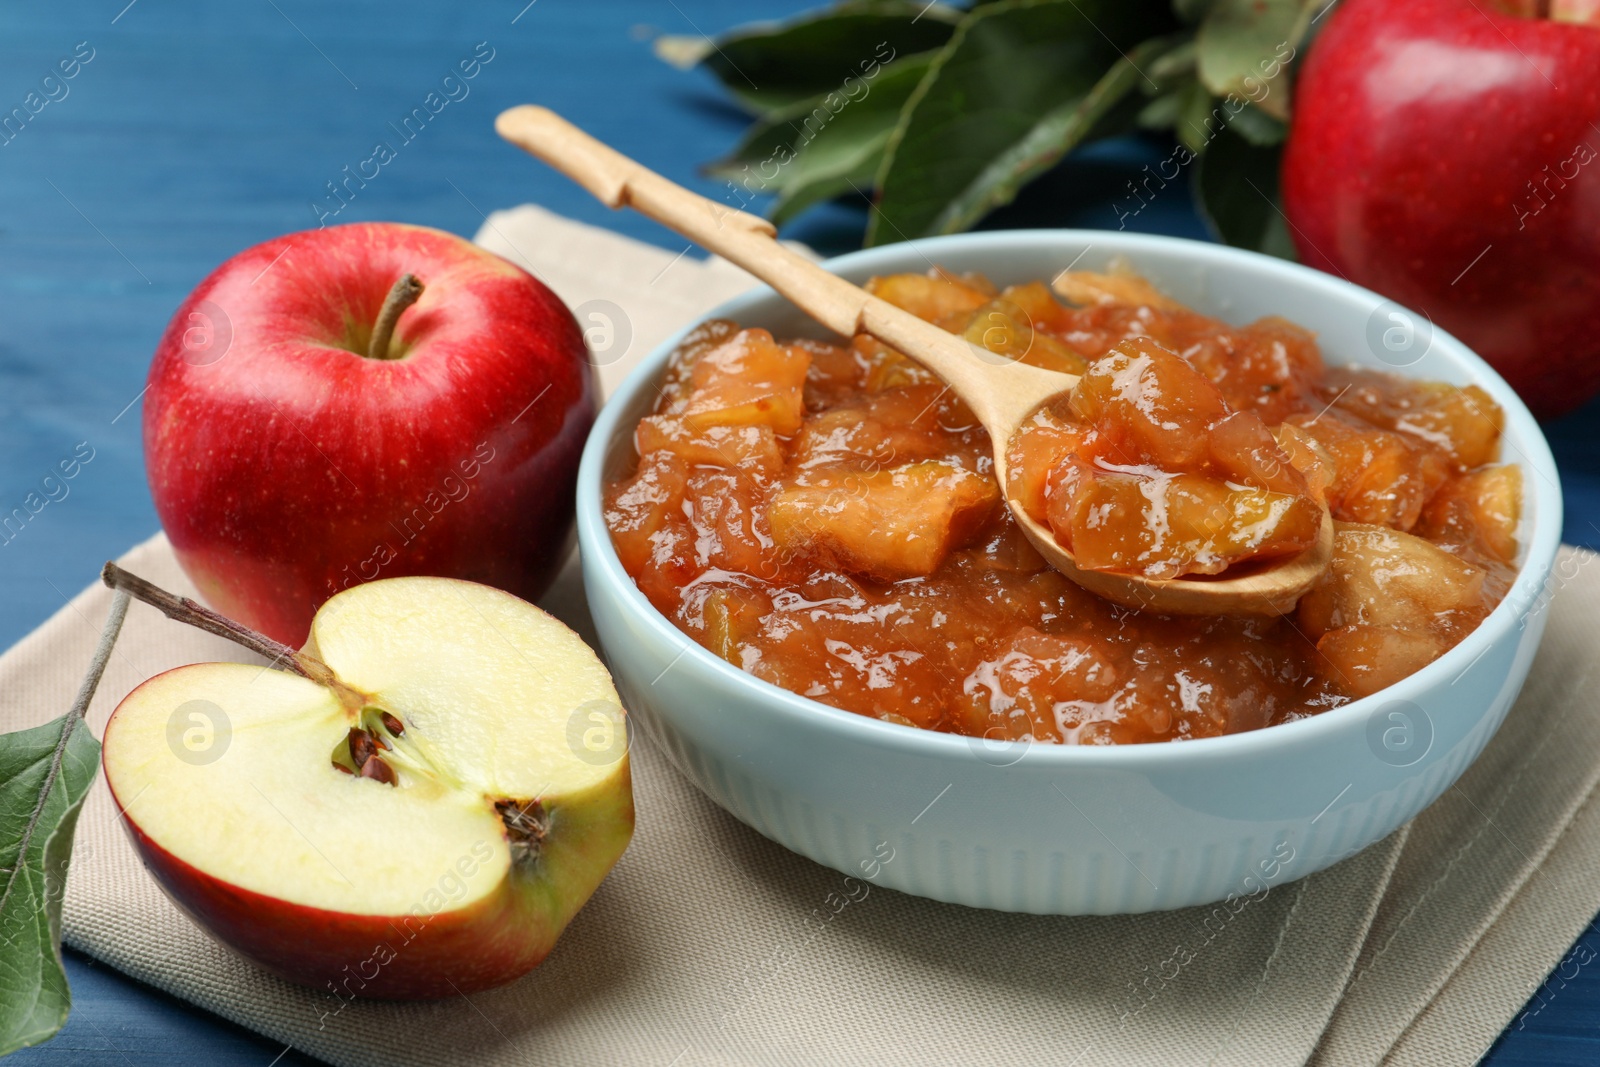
[868,0,1177,245]
[908,36,1179,236]
[0,589,128,1056]
[1225,102,1287,146]
[707,54,935,225]
[1173,78,1217,154]
[655,2,962,116]
[0,715,100,1055]
[1194,124,1294,258]
[1172,0,1217,24]
[1137,89,1187,131]
[1147,38,1197,84]
[1193,0,1318,120]
[1166,80,1284,153]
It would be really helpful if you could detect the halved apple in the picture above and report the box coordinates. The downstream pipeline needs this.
[101,576,633,999]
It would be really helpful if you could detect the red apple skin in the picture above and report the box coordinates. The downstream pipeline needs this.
[103,686,636,999]
[1281,0,1600,419]
[111,785,636,999]
[145,222,595,644]
[120,826,551,999]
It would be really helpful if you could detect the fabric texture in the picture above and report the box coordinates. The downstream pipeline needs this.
[1,204,1593,1066]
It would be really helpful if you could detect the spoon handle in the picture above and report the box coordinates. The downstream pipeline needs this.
[495,105,1056,430]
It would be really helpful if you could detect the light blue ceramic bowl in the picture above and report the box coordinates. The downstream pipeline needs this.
[577,231,1561,915]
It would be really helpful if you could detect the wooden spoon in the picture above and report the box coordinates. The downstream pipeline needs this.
[496,105,1333,616]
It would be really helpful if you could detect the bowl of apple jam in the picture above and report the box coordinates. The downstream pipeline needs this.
[577,231,1560,915]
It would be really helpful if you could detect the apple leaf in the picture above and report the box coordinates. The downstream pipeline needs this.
[673,0,1305,250]
[0,716,100,1055]
[1193,0,1323,120]
[1148,38,1198,83]
[1173,78,1219,154]
[867,0,1176,245]
[1137,90,1185,131]
[1168,81,1287,153]
[1194,124,1295,258]
[885,35,1179,238]
[654,1,961,117]
[1227,102,1287,145]
[707,54,935,225]
[1173,0,1218,24]
[0,590,129,1056]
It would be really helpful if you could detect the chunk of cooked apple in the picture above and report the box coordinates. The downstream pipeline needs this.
[1062,471,1323,580]
[1416,464,1522,566]
[635,416,783,477]
[1286,410,1449,530]
[1051,267,1186,311]
[1007,338,1322,579]
[770,460,1000,580]
[680,327,811,435]
[1321,367,1503,470]
[962,287,1087,374]
[1297,522,1496,696]
[864,268,994,330]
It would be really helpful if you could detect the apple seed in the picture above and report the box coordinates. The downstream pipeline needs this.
[359,754,397,786]
[380,711,405,737]
[348,726,377,767]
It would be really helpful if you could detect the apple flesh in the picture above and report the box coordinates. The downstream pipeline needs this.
[101,576,633,999]
[1281,0,1600,418]
[145,222,595,645]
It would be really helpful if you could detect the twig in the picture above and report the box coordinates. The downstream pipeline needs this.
[100,562,367,709]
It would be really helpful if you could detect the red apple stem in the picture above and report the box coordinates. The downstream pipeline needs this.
[100,562,369,709]
[367,273,424,360]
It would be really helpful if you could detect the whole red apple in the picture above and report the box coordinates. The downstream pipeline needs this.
[1281,0,1600,419]
[145,222,594,644]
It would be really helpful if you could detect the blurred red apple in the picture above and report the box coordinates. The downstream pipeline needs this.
[145,222,594,644]
[1282,0,1600,419]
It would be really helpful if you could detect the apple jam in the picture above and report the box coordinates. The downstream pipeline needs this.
[1005,337,1324,580]
[604,268,1519,743]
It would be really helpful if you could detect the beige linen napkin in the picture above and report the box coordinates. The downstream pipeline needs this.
[0,205,1592,1066]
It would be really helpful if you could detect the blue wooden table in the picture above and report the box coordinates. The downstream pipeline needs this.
[3,2,1598,1063]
